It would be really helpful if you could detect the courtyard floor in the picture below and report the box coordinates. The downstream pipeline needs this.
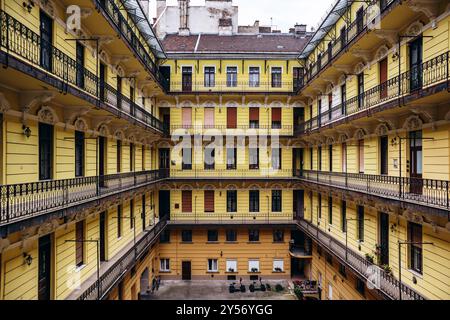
[141,280,297,300]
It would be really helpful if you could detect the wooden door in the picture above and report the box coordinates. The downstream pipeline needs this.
[38,235,52,300]
[182,261,191,280]
[182,67,192,92]
[100,211,106,262]
[379,58,388,99]
[409,130,423,194]
[39,123,53,180]
[40,11,53,71]
[409,37,423,91]
[379,212,389,265]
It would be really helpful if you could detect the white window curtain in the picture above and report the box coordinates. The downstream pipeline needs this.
[248,259,260,272]
[226,260,237,272]
[273,259,284,271]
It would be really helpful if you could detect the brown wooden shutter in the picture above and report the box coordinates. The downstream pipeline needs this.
[359,140,365,173]
[249,107,259,121]
[227,107,237,128]
[272,108,281,121]
[75,221,84,266]
[379,58,388,99]
[204,190,215,213]
[182,190,192,213]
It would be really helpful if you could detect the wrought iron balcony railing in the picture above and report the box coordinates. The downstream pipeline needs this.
[296,51,450,134]
[170,169,294,179]
[169,211,295,224]
[298,0,398,90]
[0,10,166,134]
[296,218,425,300]
[295,170,450,211]
[95,0,169,91]
[77,218,168,300]
[0,169,169,226]
[168,80,300,93]
[170,124,293,134]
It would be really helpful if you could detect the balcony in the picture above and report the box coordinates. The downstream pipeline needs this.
[0,10,166,134]
[296,51,450,135]
[170,124,293,136]
[0,169,169,229]
[298,0,399,90]
[169,211,295,225]
[289,244,312,258]
[75,219,167,300]
[95,0,169,91]
[296,170,450,212]
[168,80,297,94]
[170,169,294,180]
[296,219,425,300]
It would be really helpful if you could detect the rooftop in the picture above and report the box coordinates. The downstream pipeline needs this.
[161,33,311,54]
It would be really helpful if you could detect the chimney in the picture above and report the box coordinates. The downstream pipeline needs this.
[294,24,307,36]
[178,0,190,36]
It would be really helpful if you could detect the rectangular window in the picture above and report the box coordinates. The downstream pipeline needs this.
[76,41,85,89]
[117,140,122,173]
[248,259,260,272]
[249,148,259,169]
[249,107,259,128]
[181,230,192,242]
[226,148,237,170]
[227,107,237,128]
[160,258,170,271]
[207,230,218,242]
[271,67,282,88]
[356,278,365,296]
[39,123,53,180]
[248,229,259,242]
[408,222,423,274]
[204,108,215,128]
[272,190,282,212]
[357,205,364,242]
[75,221,84,267]
[226,66,238,87]
[339,263,347,278]
[380,136,388,175]
[182,190,192,213]
[273,230,284,242]
[328,197,333,225]
[318,193,322,220]
[182,107,192,128]
[227,190,237,213]
[75,131,85,177]
[328,93,332,120]
[273,259,284,272]
[130,143,135,172]
[341,200,347,232]
[207,259,218,272]
[293,67,303,91]
[182,148,192,170]
[271,108,282,129]
[358,139,365,173]
[130,199,134,229]
[226,229,237,242]
[328,145,333,172]
[160,230,170,243]
[342,143,347,172]
[318,147,322,171]
[271,148,281,170]
[141,145,145,170]
[204,147,215,170]
[182,67,193,92]
[204,190,215,213]
[204,67,215,87]
[249,67,260,87]
[309,147,313,170]
[117,205,122,238]
[341,83,346,115]
[226,260,237,272]
[249,190,260,212]
[357,73,364,109]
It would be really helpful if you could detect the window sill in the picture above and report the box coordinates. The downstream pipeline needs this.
[248,241,261,244]
[206,241,219,244]
[408,269,423,279]
[272,271,285,274]
[180,241,193,244]
[206,271,219,274]
[159,270,171,273]
[248,271,261,274]
[225,271,238,274]
[224,241,238,244]
[75,264,87,273]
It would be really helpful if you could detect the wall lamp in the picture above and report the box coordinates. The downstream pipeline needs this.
[22,0,35,13]
[23,253,33,266]
[22,125,32,138]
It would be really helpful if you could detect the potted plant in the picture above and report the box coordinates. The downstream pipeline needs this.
[365,253,375,264]
[274,267,283,272]
[228,267,235,273]
[251,267,259,273]
[381,264,393,276]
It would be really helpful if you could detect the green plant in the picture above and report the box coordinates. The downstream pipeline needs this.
[381,264,393,276]
[275,284,284,292]
[294,286,303,299]
[365,253,375,263]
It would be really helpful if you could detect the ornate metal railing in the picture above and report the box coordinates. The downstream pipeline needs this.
[0,10,166,134]
[95,0,169,91]
[170,124,293,134]
[77,218,168,300]
[0,169,169,225]
[170,169,294,179]
[168,80,297,93]
[296,219,425,300]
[295,170,450,210]
[170,211,294,224]
[299,0,398,89]
[296,50,450,134]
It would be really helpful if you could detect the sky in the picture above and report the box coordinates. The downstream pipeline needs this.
[148,0,336,33]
